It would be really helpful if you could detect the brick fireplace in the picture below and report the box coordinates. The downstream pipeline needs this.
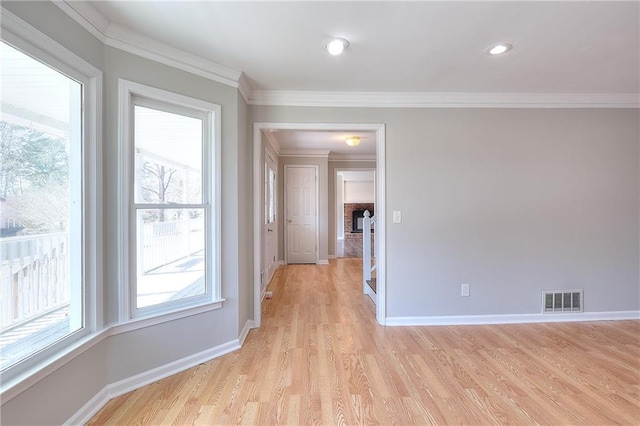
[342,203,374,257]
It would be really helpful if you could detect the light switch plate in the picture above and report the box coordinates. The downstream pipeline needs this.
[393,211,402,223]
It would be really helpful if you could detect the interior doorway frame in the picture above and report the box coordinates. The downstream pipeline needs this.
[253,122,387,327]
[335,168,376,258]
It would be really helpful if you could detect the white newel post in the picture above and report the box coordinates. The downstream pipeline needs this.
[363,210,371,294]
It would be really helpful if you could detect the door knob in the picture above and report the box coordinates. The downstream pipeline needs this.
[288,219,292,223]
[268,229,273,232]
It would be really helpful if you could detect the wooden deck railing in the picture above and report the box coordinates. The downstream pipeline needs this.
[140,216,205,273]
[0,218,205,330]
[0,232,69,330]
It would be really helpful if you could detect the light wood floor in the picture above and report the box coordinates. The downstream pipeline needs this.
[89,259,640,425]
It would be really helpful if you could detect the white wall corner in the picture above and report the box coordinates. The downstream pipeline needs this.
[65,338,241,425]
[385,310,640,326]
[239,320,255,346]
[237,72,252,104]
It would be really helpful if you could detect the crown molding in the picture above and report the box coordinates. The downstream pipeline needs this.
[248,90,640,108]
[52,0,247,97]
[105,22,242,88]
[52,0,109,42]
[51,1,639,109]
[280,149,330,158]
[329,154,377,162]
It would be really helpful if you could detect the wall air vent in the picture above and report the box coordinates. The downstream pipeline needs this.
[543,290,583,313]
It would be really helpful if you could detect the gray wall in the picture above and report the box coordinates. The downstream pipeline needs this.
[277,156,329,263]
[328,160,377,256]
[237,93,253,332]
[1,2,247,424]
[251,106,640,317]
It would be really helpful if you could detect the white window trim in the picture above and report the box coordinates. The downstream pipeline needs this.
[0,9,103,386]
[118,79,223,322]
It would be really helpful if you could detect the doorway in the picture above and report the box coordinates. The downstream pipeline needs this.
[335,169,376,258]
[253,123,387,327]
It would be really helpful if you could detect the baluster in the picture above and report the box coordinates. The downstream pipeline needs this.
[5,243,16,325]
[363,210,371,293]
[18,240,26,322]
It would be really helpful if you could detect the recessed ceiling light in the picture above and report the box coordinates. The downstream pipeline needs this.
[486,42,513,56]
[326,38,349,56]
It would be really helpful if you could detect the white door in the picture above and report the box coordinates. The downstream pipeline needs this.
[285,166,317,264]
[263,151,278,286]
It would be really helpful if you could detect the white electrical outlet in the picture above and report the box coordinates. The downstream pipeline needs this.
[393,211,402,223]
[461,284,470,297]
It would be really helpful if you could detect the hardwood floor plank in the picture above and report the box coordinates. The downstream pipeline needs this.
[89,259,640,425]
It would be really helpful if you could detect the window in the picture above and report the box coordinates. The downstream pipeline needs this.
[0,16,101,382]
[265,166,276,224]
[119,81,221,319]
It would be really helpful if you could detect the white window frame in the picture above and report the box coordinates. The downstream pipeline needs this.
[118,79,222,321]
[0,10,102,385]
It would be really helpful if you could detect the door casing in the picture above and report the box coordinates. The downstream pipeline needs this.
[263,147,278,287]
[253,122,386,328]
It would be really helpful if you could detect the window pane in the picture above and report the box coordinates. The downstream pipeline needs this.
[136,208,205,309]
[268,168,276,223]
[134,106,202,204]
[0,42,82,370]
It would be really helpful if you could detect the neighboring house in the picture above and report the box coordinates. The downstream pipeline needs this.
[0,1,638,425]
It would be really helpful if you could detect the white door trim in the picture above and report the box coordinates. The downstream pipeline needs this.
[253,122,386,327]
[263,146,278,288]
[284,165,319,265]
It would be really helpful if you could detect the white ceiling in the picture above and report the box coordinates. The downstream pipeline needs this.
[86,1,639,95]
[268,130,376,156]
[53,1,639,156]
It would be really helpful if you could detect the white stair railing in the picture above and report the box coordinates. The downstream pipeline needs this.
[362,210,376,297]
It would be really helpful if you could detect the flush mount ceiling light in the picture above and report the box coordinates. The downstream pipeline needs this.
[345,136,360,147]
[325,38,349,56]
[486,42,513,56]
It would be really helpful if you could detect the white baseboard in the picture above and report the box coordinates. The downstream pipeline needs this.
[277,260,285,267]
[317,260,329,265]
[328,255,337,260]
[239,320,254,346]
[385,310,640,326]
[66,338,241,425]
